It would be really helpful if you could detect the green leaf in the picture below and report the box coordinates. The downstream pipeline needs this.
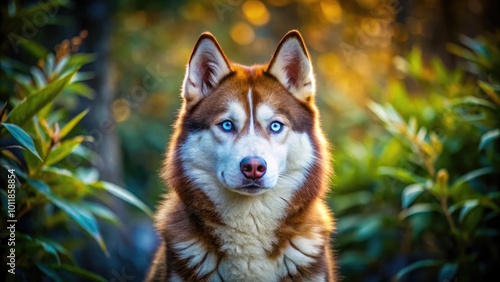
[478,80,500,105]
[65,83,95,98]
[1,123,41,160]
[37,263,63,282]
[479,129,500,150]
[401,183,426,208]
[438,263,458,282]
[40,167,91,198]
[66,53,96,69]
[25,237,61,265]
[460,35,489,58]
[451,167,496,192]
[394,259,444,281]
[91,181,153,217]
[31,66,47,89]
[5,69,78,127]
[48,264,107,282]
[59,109,89,140]
[459,199,480,223]
[83,202,121,225]
[37,236,75,264]
[399,203,441,220]
[19,39,49,58]
[45,136,85,166]
[447,43,477,61]
[26,179,108,254]
[451,96,497,111]
[408,47,423,77]
[378,166,425,184]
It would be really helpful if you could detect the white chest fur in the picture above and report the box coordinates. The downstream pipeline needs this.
[172,192,325,282]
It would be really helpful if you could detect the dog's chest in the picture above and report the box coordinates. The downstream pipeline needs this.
[214,215,281,281]
[173,205,324,281]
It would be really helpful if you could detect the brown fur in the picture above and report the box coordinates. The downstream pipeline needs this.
[147,30,336,281]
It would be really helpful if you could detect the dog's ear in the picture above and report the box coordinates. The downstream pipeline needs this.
[267,30,316,103]
[182,32,231,110]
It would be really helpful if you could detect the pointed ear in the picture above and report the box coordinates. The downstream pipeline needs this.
[182,32,232,110]
[267,30,316,103]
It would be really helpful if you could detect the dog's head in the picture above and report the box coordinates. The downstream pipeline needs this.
[167,30,329,199]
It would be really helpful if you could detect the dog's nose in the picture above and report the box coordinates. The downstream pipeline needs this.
[240,157,267,180]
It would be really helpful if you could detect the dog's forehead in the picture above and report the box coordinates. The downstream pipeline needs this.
[229,64,296,107]
[186,64,314,132]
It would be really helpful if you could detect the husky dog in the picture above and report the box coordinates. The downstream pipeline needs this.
[147,30,335,282]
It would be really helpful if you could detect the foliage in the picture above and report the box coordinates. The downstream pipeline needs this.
[331,35,500,281]
[0,2,151,281]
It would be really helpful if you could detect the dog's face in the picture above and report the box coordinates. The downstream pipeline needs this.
[175,31,320,197]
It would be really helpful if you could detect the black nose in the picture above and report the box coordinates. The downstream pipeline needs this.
[240,157,267,180]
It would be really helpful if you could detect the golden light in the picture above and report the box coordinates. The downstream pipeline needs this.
[230,22,255,45]
[320,0,343,24]
[124,11,147,31]
[361,18,381,37]
[357,0,379,9]
[112,98,131,122]
[317,53,340,76]
[242,1,270,26]
[267,0,290,6]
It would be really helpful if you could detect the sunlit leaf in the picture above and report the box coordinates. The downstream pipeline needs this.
[446,43,477,62]
[478,80,500,105]
[408,47,423,77]
[66,54,96,69]
[5,69,78,127]
[378,166,425,184]
[90,181,153,217]
[1,123,42,160]
[59,109,89,140]
[394,259,444,281]
[45,136,85,166]
[40,167,90,198]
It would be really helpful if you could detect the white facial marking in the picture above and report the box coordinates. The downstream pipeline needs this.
[248,88,255,135]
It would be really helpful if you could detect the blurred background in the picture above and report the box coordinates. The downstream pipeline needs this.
[1,0,499,281]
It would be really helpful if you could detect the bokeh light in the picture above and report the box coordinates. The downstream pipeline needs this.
[242,0,271,26]
[230,22,255,45]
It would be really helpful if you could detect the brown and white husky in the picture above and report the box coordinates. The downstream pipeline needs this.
[147,30,336,282]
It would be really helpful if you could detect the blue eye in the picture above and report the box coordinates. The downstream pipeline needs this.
[270,121,283,133]
[220,120,234,132]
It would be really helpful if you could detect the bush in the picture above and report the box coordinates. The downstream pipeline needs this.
[332,34,500,281]
[0,2,151,281]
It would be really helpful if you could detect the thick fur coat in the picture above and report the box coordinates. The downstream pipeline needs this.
[147,30,336,282]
